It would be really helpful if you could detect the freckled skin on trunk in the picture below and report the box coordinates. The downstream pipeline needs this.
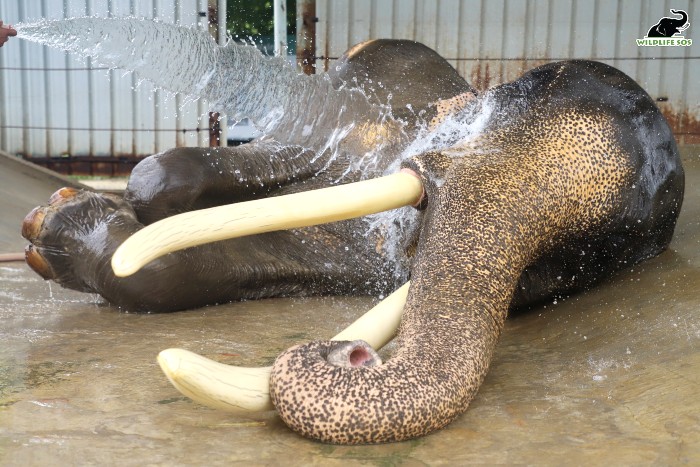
[21,41,683,443]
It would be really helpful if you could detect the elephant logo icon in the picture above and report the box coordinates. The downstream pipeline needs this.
[646,9,690,37]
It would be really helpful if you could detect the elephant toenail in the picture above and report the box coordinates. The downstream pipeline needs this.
[21,206,46,241]
[49,187,80,205]
[327,340,382,368]
[24,244,55,280]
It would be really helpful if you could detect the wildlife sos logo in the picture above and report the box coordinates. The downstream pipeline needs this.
[637,9,691,46]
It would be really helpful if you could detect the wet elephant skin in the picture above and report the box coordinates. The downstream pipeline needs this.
[21,41,684,443]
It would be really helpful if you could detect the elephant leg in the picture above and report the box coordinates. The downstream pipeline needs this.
[22,185,390,313]
[124,141,318,225]
[21,137,401,311]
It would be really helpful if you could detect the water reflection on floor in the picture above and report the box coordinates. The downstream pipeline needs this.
[1,157,699,465]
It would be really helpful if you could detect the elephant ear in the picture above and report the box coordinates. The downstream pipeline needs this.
[328,39,475,120]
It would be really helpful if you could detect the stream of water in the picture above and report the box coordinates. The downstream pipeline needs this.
[15,17,388,157]
[15,16,492,172]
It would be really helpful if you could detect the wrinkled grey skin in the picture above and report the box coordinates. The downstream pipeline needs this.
[23,40,684,444]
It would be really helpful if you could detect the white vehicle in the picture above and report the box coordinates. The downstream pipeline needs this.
[227,117,262,145]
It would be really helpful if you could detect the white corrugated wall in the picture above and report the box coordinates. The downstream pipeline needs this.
[2,0,698,156]
[0,0,214,158]
[314,0,699,143]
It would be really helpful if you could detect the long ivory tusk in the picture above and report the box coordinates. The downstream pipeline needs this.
[112,172,423,277]
[157,282,410,413]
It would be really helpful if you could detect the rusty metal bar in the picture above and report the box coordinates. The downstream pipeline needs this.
[207,0,222,147]
[296,0,316,75]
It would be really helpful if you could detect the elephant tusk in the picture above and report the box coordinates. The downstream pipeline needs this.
[111,171,423,277]
[157,350,274,412]
[157,282,410,413]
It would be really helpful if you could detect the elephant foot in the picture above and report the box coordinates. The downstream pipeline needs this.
[22,187,141,293]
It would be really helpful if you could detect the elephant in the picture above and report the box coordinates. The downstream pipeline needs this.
[647,9,689,37]
[22,39,684,444]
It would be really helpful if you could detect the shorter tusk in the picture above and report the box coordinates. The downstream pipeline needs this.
[157,282,410,413]
[112,172,423,277]
[157,350,274,413]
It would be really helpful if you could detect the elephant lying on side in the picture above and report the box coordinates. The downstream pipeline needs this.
[22,40,684,444]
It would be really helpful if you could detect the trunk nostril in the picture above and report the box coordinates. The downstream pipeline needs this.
[327,340,383,368]
[349,347,372,366]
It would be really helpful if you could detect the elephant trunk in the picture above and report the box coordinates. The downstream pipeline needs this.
[269,154,539,444]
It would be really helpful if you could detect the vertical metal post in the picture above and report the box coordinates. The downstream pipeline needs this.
[217,0,227,144]
[207,0,222,147]
[174,0,183,148]
[273,0,287,56]
[217,0,227,44]
[152,0,161,155]
[296,0,316,74]
[197,0,208,147]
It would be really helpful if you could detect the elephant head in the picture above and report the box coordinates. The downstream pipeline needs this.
[647,9,690,37]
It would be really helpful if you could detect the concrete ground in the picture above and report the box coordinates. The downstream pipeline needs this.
[1,149,699,465]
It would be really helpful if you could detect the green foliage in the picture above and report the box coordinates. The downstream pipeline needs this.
[227,0,296,37]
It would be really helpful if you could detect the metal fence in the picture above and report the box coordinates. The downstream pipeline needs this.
[1,0,698,162]
[313,0,699,143]
[0,0,215,160]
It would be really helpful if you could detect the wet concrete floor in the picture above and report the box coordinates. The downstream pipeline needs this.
[1,150,699,465]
